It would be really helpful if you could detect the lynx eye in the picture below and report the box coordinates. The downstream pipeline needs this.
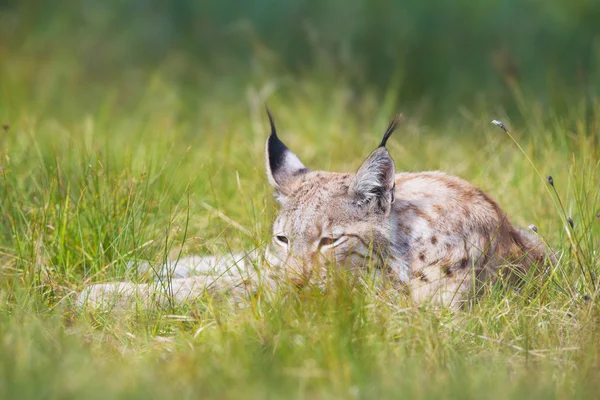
[319,236,344,248]
[274,235,289,245]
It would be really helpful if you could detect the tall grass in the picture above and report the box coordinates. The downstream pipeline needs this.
[1,46,600,399]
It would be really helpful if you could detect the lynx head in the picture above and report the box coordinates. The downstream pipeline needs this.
[264,110,404,286]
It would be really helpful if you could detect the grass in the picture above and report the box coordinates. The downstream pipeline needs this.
[1,54,600,399]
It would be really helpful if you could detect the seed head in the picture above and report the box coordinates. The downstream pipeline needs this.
[528,224,538,233]
[583,294,591,302]
[2,124,8,133]
[547,175,554,186]
[567,217,574,228]
[491,119,507,132]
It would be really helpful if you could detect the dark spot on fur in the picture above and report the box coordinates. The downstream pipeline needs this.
[397,224,411,236]
[458,258,470,269]
[414,271,429,282]
[317,177,326,185]
[445,181,460,191]
[441,264,453,276]
[445,242,452,250]
[418,252,426,262]
[431,236,438,245]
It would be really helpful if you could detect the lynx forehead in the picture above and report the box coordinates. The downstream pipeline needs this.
[273,172,355,237]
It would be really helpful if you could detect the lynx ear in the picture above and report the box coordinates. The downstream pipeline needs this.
[265,109,309,195]
[350,117,400,209]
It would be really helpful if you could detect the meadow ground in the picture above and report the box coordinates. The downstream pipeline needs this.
[1,58,599,399]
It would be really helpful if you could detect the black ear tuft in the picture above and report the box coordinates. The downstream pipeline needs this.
[265,109,309,194]
[379,114,402,148]
[266,106,277,138]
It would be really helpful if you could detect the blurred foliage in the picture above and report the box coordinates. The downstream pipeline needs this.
[1,0,600,117]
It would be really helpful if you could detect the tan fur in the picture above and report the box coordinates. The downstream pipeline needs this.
[78,116,553,309]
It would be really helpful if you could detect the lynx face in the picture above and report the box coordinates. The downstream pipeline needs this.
[264,112,405,286]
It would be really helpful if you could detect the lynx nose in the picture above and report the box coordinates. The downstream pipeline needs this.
[284,259,311,287]
[287,264,310,287]
[284,250,317,287]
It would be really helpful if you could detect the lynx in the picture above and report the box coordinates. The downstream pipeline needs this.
[78,112,551,309]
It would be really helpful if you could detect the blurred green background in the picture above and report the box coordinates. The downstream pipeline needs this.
[2,0,599,121]
[1,3,600,399]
